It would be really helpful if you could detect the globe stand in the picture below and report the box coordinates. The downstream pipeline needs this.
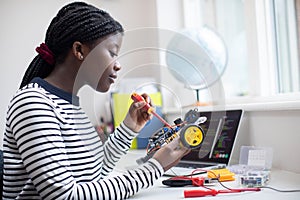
[182,89,210,108]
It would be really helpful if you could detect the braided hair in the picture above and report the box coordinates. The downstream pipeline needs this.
[19,1,124,88]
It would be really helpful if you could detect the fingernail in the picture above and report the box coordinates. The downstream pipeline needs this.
[146,96,150,103]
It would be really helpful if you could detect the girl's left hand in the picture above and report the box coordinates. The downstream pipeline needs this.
[123,93,152,132]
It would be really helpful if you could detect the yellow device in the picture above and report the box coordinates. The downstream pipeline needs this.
[180,124,204,149]
[208,168,235,182]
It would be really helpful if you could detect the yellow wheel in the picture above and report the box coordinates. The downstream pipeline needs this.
[180,125,204,149]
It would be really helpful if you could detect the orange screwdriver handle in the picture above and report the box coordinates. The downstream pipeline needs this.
[131,93,172,128]
[131,92,152,113]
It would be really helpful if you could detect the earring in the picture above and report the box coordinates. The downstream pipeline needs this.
[79,55,84,60]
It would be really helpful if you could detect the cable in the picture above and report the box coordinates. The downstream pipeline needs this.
[164,168,207,177]
[217,177,300,193]
[217,180,233,190]
[259,186,300,193]
[167,168,300,197]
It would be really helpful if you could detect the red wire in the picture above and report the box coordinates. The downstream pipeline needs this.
[182,168,261,198]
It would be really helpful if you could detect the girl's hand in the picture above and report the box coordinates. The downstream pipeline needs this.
[152,137,190,172]
[123,93,152,132]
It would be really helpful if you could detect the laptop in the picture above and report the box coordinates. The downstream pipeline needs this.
[165,109,243,176]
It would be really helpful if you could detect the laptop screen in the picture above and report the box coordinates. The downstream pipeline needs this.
[181,109,243,165]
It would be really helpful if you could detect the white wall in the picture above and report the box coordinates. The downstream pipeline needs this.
[246,110,300,173]
[0,0,74,147]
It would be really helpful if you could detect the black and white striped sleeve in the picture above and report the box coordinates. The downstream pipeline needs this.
[100,122,138,176]
[74,158,164,199]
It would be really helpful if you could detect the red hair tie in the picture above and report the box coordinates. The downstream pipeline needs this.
[36,43,55,65]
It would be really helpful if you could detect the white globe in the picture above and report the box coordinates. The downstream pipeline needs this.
[166,26,227,90]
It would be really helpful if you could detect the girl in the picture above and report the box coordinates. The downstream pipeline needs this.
[3,2,188,199]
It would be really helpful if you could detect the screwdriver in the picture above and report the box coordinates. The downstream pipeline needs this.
[131,93,172,129]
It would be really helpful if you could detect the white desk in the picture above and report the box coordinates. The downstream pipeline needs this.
[113,150,300,200]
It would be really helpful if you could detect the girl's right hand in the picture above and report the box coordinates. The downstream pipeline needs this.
[123,93,152,133]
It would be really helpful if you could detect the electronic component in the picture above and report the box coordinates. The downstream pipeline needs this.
[239,170,270,187]
[132,93,207,165]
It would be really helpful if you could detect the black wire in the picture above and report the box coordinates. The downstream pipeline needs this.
[259,186,300,193]
[184,171,207,176]
[218,179,300,193]
[217,180,233,190]
[166,169,206,177]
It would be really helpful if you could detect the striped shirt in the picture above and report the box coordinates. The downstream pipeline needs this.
[3,77,164,200]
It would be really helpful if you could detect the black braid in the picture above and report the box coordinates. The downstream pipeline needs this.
[19,2,124,89]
